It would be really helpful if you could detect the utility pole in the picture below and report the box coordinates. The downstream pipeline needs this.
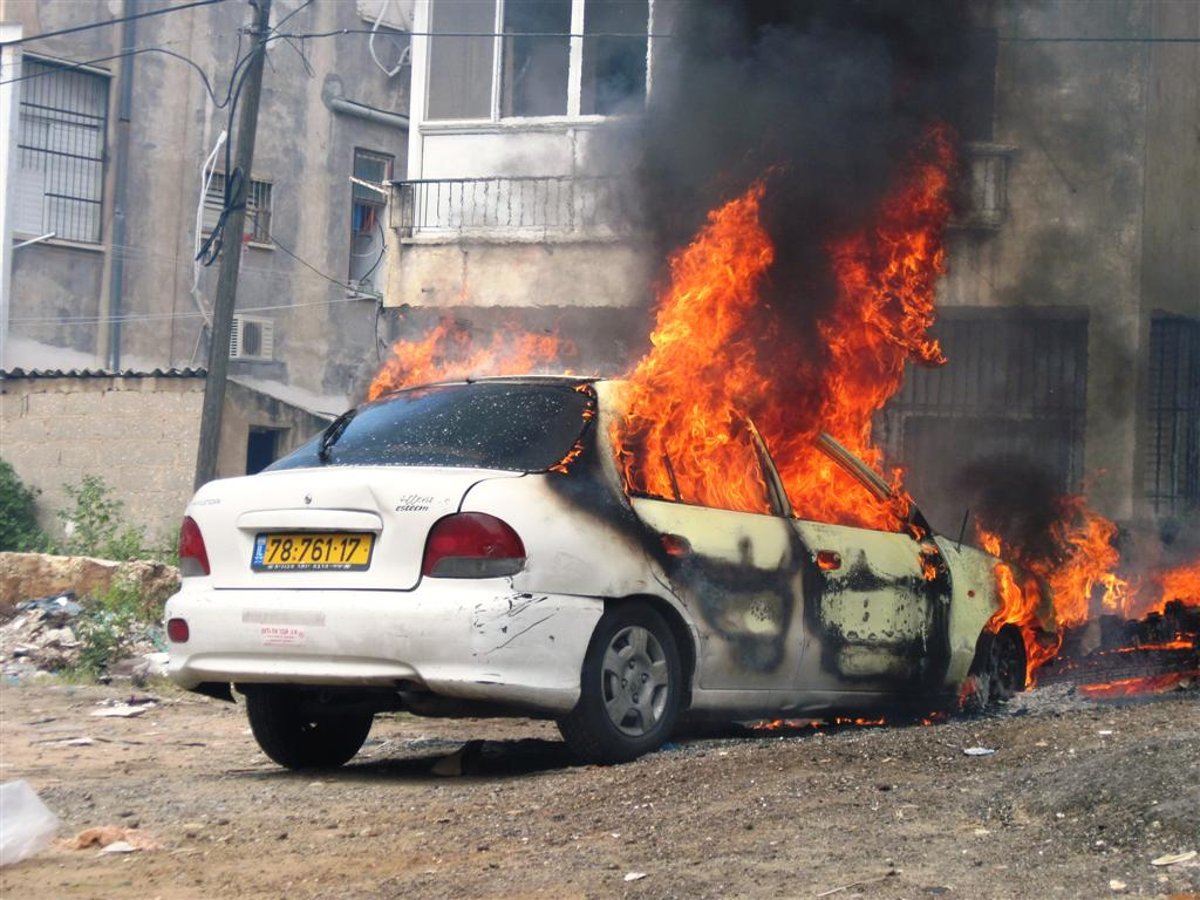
[193,0,271,490]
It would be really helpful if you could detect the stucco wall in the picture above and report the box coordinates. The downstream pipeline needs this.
[0,374,328,546]
[1,374,206,544]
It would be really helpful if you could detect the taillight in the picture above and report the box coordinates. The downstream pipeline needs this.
[179,516,210,576]
[166,617,190,643]
[421,513,525,578]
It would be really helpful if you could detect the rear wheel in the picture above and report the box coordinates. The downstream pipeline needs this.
[243,685,373,770]
[963,627,1026,712]
[558,604,682,764]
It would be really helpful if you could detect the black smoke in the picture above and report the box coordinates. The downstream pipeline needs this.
[633,0,983,329]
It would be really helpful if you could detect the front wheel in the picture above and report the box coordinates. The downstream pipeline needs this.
[558,604,682,764]
[962,626,1026,713]
[243,686,373,770]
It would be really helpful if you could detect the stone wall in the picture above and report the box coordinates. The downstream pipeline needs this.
[1,374,205,544]
[0,374,328,545]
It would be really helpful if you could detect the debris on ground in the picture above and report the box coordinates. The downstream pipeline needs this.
[69,826,161,853]
[0,781,60,867]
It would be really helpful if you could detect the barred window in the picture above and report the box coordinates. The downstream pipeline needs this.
[1145,315,1200,516]
[202,173,273,244]
[15,57,109,244]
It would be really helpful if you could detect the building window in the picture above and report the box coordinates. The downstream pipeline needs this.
[426,0,649,122]
[580,0,647,115]
[349,149,393,292]
[14,57,109,243]
[203,173,273,244]
[502,0,571,117]
[1145,315,1200,516]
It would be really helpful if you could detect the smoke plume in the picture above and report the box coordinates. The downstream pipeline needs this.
[634,0,981,334]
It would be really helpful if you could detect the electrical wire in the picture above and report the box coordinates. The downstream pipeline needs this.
[9,293,370,327]
[273,232,383,298]
[3,0,226,47]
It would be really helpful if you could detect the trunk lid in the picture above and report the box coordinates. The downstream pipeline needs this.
[187,466,521,591]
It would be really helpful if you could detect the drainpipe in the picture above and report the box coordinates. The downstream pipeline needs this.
[329,96,409,130]
[106,0,137,370]
[0,25,22,370]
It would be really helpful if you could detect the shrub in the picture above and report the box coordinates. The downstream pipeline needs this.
[57,474,146,560]
[0,459,51,552]
[71,575,152,677]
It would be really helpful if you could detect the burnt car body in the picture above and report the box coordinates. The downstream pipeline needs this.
[165,376,1045,767]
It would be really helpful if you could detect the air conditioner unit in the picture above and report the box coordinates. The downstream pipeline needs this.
[229,315,275,361]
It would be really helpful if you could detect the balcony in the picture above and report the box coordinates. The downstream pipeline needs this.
[390,175,639,240]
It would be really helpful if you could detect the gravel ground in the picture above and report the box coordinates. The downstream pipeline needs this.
[1,679,1197,899]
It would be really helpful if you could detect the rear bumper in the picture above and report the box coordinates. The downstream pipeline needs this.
[164,581,604,714]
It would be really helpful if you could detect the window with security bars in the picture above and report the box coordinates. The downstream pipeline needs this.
[1145,315,1200,516]
[880,310,1089,535]
[202,173,272,244]
[14,57,109,243]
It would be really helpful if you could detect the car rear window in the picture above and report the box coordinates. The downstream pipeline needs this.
[268,381,594,472]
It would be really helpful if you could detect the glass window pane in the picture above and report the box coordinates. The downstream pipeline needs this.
[581,0,647,116]
[501,0,571,117]
[270,382,594,473]
[428,0,497,120]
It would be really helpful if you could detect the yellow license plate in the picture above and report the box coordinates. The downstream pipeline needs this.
[252,532,375,571]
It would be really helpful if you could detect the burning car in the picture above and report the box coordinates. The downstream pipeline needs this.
[165,376,1047,768]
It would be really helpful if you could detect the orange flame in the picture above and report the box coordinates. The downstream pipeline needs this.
[766,126,953,530]
[611,180,776,513]
[1078,672,1197,699]
[1142,560,1200,617]
[614,126,957,527]
[976,495,1138,681]
[367,316,570,400]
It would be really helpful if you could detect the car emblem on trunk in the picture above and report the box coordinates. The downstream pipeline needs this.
[304,493,313,505]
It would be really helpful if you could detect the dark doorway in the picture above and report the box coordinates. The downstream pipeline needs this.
[246,427,285,475]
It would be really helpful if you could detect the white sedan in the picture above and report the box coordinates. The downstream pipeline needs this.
[165,376,1040,767]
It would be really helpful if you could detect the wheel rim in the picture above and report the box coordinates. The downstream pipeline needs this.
[600,624,670,737]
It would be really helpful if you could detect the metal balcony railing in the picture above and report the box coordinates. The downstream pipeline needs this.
[391,175,639,238]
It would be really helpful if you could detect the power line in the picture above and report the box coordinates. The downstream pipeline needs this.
[272,232,383,298]
[3,0,227,47]
[9,293,370,327]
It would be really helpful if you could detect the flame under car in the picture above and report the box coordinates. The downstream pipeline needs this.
[165,376,1047,767]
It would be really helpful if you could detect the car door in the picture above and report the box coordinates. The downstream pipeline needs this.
[789,434,953,695]
[627,422,808,691]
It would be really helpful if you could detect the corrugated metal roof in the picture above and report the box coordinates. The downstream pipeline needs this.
[0,366,207,379]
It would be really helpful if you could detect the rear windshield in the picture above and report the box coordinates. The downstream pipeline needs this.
[268,381,594,472]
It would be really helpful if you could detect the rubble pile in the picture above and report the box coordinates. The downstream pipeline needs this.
[0,552,177,684]
[0,590,168,683]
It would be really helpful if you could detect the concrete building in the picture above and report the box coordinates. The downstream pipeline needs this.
[887,0,1199,541]
[1,0,412,402]
[0,0,414,537]
[391,0,1198,546]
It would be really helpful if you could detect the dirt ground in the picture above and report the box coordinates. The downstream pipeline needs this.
[1,679,1196,900]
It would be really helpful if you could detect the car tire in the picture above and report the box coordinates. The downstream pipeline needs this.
[963,627,1026,712]
[243,686,373,770]
[557,604,682,764]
